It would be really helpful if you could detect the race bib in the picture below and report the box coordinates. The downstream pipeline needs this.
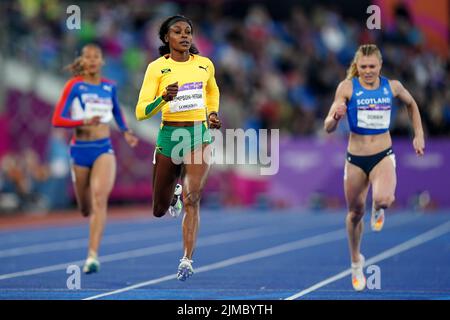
[169,82,204,113]
[85,101,113,123]
[357,105,391,129]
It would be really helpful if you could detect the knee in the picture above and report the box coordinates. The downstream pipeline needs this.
[184,191,202,208]
[347,206,365,223]
[374,194,395,209]
[91,191,108,210]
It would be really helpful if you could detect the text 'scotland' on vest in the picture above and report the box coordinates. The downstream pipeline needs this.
[356,97,391,129]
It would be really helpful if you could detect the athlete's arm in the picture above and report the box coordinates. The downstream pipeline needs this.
[205,59,220,116]
[111,85,129,131]
[205,60,221,129]
[390,80,425,156]
[52,80,86,127]
[111,85,138,146]
[324,79,351,133]
[135,63,169,121]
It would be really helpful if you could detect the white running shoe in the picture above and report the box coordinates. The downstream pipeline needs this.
[83,255,100,274]
[371,206,385,232]
[351,254,366,291]
[177,257,194,281]
[169,184,183,218]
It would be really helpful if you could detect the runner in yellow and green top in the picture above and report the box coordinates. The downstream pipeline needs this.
[135,15,221,281]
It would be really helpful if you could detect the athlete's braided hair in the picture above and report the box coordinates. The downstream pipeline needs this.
[158,15,199,56]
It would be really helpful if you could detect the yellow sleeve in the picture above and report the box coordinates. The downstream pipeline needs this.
[206,59,220,115]
[135,62,168,121]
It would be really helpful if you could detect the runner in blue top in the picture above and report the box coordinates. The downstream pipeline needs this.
[324,44,425,291]
[52,44,139,274]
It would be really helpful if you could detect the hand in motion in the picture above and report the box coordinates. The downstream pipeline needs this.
[124,130,139,148]
[333,103,347,121]
[162,82,179,101]
[208,112,221,129]
[413,135,425,156]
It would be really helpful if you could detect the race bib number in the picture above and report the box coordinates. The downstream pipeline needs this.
[85,102,113,123]
[169,82,204,113]
[357,106,391,129]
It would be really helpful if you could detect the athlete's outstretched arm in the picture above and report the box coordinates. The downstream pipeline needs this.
[390,80,425,156]
[324,80,352,133]
[135,63,168,121]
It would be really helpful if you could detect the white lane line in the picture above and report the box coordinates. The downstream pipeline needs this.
[0,211,257,246]
[0,213,419,281]
[83,228,349,300]
[0,225,290,281]
[285,220,450,300]
[0,214,260,257]
[82,213,422,300]
[0,225,182,258]
[0,210,347,258]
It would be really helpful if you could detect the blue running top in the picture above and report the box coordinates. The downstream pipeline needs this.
[346,76,394,135]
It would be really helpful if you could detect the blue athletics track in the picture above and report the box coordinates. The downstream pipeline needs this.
[0,207,449,300]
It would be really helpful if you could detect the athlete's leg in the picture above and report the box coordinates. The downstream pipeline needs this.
[88,153,116,257]
[71,165,92,217]
[344,161,370,263]
[345,161,370,290]
[370,155,396,211]
[180,143,210,260]
[152,152,181,217]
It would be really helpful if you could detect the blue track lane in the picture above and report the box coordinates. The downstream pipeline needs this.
[0,209,449,300]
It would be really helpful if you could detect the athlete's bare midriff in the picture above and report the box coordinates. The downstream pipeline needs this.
[75,124,110,141]
[347,131,392,155]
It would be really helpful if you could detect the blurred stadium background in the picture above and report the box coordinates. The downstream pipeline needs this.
[0,0,448,217]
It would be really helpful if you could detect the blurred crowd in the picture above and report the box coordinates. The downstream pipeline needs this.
[0,0,449,213]
[0,0,449,137]
[0,129,71,213]
[0,148,50,213]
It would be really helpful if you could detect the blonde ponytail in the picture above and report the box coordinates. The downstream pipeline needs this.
[346,61,358,80]
[346,44,383,80]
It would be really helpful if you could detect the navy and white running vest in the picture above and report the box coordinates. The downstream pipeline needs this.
[346,76,393,135]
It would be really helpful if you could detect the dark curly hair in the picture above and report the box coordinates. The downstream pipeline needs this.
[158,15,199,56]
